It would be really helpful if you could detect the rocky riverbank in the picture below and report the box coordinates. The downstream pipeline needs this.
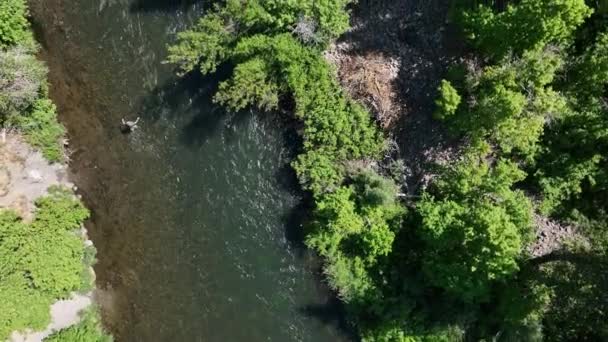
[0,133,101,341]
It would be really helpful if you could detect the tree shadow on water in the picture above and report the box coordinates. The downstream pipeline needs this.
[128,0,207,13]
[136,66,233,146]
[299,297,360,341]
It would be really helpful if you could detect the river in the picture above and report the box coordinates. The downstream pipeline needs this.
[29,0,350,341]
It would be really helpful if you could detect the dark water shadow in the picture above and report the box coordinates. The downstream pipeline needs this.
[29,16,50,51]
[281,197,309,253]
[129,0,207,13]
[299,294,360,341]
[136,65,235,147]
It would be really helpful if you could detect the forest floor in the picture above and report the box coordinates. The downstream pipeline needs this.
[0,133,93,342]
[327,0,465,195]
[328,0,580,256]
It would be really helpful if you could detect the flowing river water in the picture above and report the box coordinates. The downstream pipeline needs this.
[29,1,350,341]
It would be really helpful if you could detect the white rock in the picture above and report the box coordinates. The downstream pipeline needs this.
[28,170,43,182]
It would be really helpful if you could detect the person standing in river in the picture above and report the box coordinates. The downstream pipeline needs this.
[121,117,140,133]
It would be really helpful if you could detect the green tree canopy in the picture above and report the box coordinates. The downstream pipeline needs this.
[461,0,592,58]
[417,156,533,302]
[0,0,29,48]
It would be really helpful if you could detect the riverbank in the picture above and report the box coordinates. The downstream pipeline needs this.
[0,0,110,340]
[0,133,96,341]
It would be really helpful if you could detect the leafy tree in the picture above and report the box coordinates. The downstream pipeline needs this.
[0,0,29,48]
[307,181,404,302]
[461,0,592,58]
[292,151,344,195]
[352,169,401,207]
[214,57,280,111]
[0,44,47,128]
[166,11,235,75]
[439,48,568,159]
[568,31,608,107]
[534,32,608,217]
[534,107,607,216]
[417,156,533,302]
[167,0,354,75]
[434,80,461,120]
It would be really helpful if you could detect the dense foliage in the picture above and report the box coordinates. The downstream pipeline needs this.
[172,0,608,340]
[0,0,65,162]
[418,155,532,302]
[435,0,608,339]
[0,2,107,340]
[0,187,93,340]
[461,0,592,59]
[0,0,29,48]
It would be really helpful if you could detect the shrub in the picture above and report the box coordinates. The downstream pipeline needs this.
[461,0,592,58]
[0,188,91,340]
[0,0,29,48]
[18,98,65,162]
[434,80,461,120]
[0,44,47,126]
[417,156,533,302]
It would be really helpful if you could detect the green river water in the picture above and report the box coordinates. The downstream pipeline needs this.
[30,0,351,341]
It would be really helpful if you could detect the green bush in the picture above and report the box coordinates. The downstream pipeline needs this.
[417,155,533,302]
[434,80,461,120]
[0,188,91,340]
[0,44,47,125]
[167,0,353,76]
[461,0,592,58]
[0,0,29,48]
[18,98,66,162]
[307,183,404,302]
[437,48,567,160]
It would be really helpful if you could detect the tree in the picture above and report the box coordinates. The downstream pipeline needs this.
[0,0,29,48]
[568,31,608,106]
[166,0,354,75]
[417,156,533,302]
[0,45,47,132]
[434,80,461,120]
[461,0,592,58]
[534,32,608,216]
[438,48,567,159]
